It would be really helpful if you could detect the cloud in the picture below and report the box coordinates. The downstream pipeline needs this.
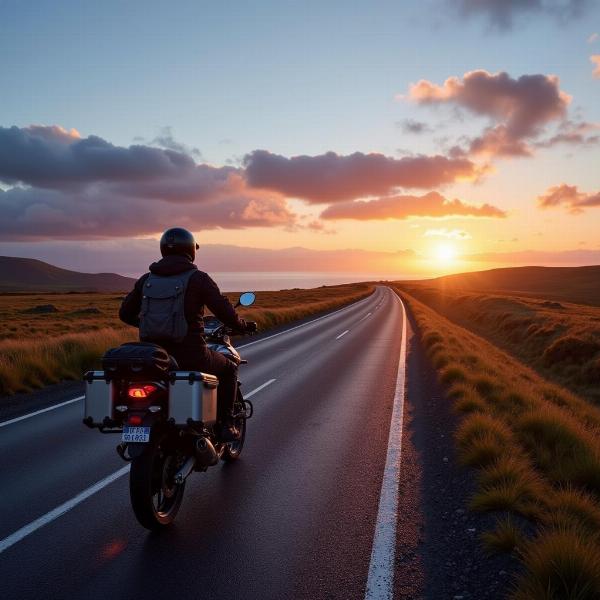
[534,119,600,148]
[0,125,296,239]
[0,185,294,240]
[449,0,589,30]
[148,126,203,159]
[397,119,432,134]
[424,228,472,240]
[591,55,600,78]
[0,125,201,189]
[243,150,482,202]
[319,191,506,220]
[589,32,599,43]
[537,183,600,213]
[305,220,337,235]
[407,70,570,157]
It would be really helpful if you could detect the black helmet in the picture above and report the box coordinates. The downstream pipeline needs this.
[159,227,199,261]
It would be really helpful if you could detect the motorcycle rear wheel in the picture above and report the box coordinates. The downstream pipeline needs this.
[130,435,185,530]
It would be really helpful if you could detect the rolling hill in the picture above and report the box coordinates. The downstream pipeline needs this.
[0,256,135,293]
[414,265,600,306]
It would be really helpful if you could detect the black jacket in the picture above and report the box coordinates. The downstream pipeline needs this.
[119,255,245,346]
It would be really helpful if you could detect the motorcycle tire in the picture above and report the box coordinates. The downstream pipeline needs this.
[129,434,185,530]
[221,393,247,463]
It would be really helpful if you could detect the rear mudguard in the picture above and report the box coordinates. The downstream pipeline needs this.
[127,443,146,459]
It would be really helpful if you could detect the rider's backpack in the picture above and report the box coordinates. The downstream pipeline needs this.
[139,270,196,343]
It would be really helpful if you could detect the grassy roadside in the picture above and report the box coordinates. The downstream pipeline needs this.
[395,287,600,599]
[0,283,373,396]
[400,284,600,403]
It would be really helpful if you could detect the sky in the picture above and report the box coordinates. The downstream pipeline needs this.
[0,0,599,277]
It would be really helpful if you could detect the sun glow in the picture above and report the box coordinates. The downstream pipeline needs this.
[434,243,457,264]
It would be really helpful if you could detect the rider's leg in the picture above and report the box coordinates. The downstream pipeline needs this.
[195,347,239,440]
[166,344,240,440]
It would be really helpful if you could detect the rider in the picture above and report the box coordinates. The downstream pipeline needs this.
[119,227,250,441]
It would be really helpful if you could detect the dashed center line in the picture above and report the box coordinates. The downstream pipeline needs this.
[244,378,276,398]
[359,312,372,322]
[336,329,350,340]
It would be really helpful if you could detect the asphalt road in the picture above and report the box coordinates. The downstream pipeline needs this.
[0,286,407,600]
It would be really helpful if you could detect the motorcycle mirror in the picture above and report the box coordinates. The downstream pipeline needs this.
[238,291,256,307]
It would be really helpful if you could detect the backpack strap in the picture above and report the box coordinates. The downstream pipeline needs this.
[178,268,196,293]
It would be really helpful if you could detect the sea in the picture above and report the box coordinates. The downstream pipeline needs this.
[206,271,417,292]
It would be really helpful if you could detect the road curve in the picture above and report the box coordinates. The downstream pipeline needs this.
[0,286,406,600]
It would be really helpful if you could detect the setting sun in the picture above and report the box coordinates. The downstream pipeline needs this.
[434,243,457,264]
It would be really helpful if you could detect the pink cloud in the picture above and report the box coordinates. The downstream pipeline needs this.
[407,70,571,157]
[319,191,505,220]
[243,150,483,202]
[534,119,600,148]
[591,55,600,78]
[537,183,600,213]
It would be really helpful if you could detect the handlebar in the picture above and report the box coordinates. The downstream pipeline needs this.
[203,319,258,338]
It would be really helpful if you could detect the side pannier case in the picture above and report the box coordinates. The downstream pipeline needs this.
[83,371,117,427]
[169,371,218,425]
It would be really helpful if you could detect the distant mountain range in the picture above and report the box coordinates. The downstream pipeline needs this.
[2,256,599,303]
[0,256,136,292]
[421,265,600,306]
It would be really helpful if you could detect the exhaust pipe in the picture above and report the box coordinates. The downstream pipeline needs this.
[195,437,218,468]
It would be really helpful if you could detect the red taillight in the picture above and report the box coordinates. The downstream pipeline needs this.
[127,384,157,399]
[129,414,143,426]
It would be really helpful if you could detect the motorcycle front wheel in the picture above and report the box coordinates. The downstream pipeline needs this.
[221,392,247,462]
[129,434,185,530]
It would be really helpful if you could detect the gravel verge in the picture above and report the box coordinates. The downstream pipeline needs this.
[394,305,520,599]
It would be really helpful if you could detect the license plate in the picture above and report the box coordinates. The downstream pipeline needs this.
[122,426,150,443]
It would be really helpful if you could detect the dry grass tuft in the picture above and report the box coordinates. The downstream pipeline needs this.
[515,529,600,600]
[481,516,524,555]
[473,456,547,518]
[545,488,600,536]
[457,413,513,468]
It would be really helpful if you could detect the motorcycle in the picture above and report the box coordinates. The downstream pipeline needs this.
[82,291,257,530]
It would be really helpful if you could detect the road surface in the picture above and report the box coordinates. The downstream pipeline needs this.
[0,286,407,600]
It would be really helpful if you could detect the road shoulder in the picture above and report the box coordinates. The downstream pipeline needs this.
[393,302,518,599]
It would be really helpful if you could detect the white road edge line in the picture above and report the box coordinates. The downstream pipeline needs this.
[365,289,407,600]
[0,379,276,555]
[335,329,350,340]
[237,290,377,349]
[0,396,84,428]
